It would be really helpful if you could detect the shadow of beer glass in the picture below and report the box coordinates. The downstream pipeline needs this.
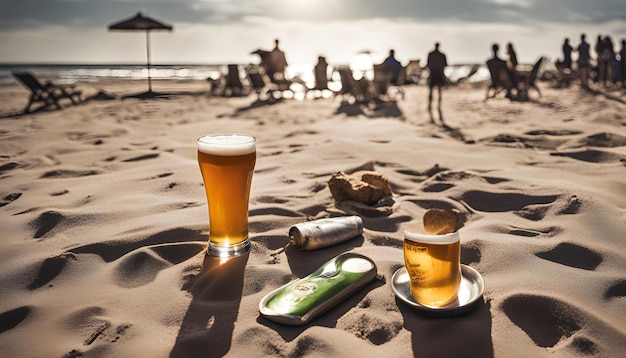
[397,296,493,357]
[170,252,249,358]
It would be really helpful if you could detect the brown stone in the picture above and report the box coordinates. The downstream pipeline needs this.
[423,208,459,235]
[328,171,393,205]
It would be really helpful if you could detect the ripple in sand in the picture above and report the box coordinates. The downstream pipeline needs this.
[69,227,204,262]
[114,243,204,288]
[0,192,21,207]
[525,129,582,136]
[249,207,301,218]
[254,196,289,204]
[562,132,626,149]
[501,294,583,348]
[461,190,558,213]
[114,250,170,288]
[0,162,21,173]
[535,243,603,271]
[0,306,32,334]
[121,153,160,162]
[550,149,625,163]
[40,169,101,178]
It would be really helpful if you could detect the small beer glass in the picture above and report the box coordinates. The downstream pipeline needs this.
[404,230,461,307]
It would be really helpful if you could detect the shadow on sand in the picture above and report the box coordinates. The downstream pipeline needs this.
[398,297,493,357]
[170,252,248,358]
[429,107,467,142]
[334,99,404,119]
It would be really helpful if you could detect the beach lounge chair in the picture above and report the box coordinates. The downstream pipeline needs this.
[374,67,407,100]
[372,64,392,100]
[517,57,545,99]
[405,59,423,84]
[485,59,517,100]
[222,64,245,97]
[246,66,272,101]
[13,71,82,113]
[245,65,281,101]
[334,67,371,104]
[553,60,577,88]
[306,61,332,99]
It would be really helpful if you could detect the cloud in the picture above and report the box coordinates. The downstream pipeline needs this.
[1,0,625,31]
[0,0,624,64]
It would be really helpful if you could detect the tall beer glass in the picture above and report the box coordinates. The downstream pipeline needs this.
[198,133,256,257]
[404,230,461,307]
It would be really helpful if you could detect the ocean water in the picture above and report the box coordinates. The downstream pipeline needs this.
[0,63,490,87]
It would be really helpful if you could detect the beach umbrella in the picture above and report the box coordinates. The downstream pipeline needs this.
[108,12,173,93]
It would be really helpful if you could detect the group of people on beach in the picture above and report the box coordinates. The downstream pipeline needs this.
[251,33,625,106]
[560,33,626,88]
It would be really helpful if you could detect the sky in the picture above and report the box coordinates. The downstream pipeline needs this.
[0,0,625,66]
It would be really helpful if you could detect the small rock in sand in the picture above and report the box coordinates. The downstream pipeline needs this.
[328,171,392,205]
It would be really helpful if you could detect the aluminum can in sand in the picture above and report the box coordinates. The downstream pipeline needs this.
[288,216,363,250]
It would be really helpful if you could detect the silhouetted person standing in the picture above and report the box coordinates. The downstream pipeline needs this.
[506,43,518,71]
[269,39,288,83]
[487,43,516,98]
[576,33,591,87]
[313,55,329,90]
[601,35,615,85]
[562,38,573,69]
[382,49,402,84]
[620,39,626,86]
[595,34,606,83]
[426,42,447,111]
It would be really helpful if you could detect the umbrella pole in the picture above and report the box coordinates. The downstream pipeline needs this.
[146,30,152,92]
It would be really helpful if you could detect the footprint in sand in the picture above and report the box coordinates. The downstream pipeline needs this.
[0,306,32,334]
[121,153,160,162]
[501,294,583,348]
[369,235,403,249]
[535,242,603,270]
[507,225,560,238]
[40,169,101,178]
[555,195,582,215]
[419,170,508,191]
[28,253,77,290]
[31,210,64,238]
[338,309,403,345]
[525,129,582,136]
[461,190,558,213]
[604,279,626,300]
[550,149,625,163]
[0,192,22,207]
[64,306,132,347]
[0,162,21,173]
[461,240,483,265]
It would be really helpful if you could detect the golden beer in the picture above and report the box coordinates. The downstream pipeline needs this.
[404,230,461,307]
[198,134,256,257]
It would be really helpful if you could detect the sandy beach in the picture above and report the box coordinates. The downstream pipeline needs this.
[1,76,625,358]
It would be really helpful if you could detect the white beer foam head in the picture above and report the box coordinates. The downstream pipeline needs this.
[404,230,460,245]
[198,133,256,156]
